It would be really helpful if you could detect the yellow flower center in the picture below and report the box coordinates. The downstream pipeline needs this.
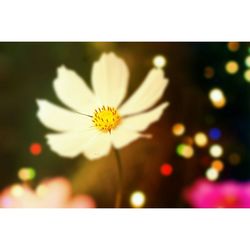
[92,106,121,133]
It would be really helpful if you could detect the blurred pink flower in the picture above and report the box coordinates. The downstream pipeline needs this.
[184,179,250,208]
[0,177,96,208]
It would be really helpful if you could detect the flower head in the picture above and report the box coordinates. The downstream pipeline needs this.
[184,178,250,208]
[0,177,96,208]
[37,52,169,159]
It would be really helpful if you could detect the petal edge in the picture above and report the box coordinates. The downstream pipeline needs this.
[119,68,169,116]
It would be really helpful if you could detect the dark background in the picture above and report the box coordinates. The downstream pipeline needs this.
[0,42,249,207]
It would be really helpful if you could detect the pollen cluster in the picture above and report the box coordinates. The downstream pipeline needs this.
[92,106,121,133]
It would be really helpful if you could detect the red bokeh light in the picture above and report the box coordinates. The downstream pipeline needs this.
[200,156,211,167]
[160,163,173,176]
[29,143,42,156]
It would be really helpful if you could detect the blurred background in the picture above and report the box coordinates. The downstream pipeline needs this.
[0,42,249,208]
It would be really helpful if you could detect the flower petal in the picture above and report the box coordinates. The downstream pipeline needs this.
[53,66,97,114]
[46,129,112,160]
[46,129,96,158]
[36,99,90,132]
[91,53,129,107]
[119,68,169,116]
[121,102,169,132]
[81,132,112,160]
[111,125,151,149]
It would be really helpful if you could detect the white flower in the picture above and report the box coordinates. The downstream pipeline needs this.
[37,52,169,160]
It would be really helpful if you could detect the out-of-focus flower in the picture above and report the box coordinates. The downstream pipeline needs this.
[184,179,250,208]
[0,177,96,208]
[37,52,169,160]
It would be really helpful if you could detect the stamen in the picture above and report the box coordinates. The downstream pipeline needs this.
[92,106,121,133]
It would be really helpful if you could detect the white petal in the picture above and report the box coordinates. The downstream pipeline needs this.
[119,68,168,116]
[46,129,112,160]
[121,102,169,132]
[91,52,129,107]
[37,99,90,132]
[81,132,112,160]
[46,128,96,158]
[111,126,151,149]
[53,66,97,114]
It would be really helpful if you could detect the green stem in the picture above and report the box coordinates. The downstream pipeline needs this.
[114,148,123,208]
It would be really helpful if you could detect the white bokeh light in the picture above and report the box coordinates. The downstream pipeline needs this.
[130,191,146,208]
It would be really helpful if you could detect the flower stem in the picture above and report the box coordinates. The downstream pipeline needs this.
[114,148,123,208]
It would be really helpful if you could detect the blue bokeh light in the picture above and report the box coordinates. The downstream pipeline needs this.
[209,128,221,140]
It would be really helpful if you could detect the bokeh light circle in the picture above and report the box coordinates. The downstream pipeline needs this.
[172,123,185,136]
[130,191,146,208]
[211,160,224,172]
[208,88,226,109]
[225,60,239,74]
[206,168,219,181]
[204,66,214,79]
[194,132,208,147]
[243,69,250,82]
[29,143,42,156]
[18,167,36,181]
[227,42,240,52]
[160,163,173,176]
[209,144,223,158]
[245,56,250,67]
[176,144,194,158]
[183,136,193,145]
[153,55,167,68]
[209,128,221,140]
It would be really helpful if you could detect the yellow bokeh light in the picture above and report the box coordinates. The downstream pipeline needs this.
[225,61,239,74]
[11,185,24,197]
[244,69,250,82]
[153,55,167,68]
[183,145,194,158]
[130,191,146,208]
[172,123,185,136]
[211,160,224,172]
[209,88,224,102]
[245,56,250,67]
[206,168,219,181]
[209,144,223,158]
[227,42,240,52]
[176,144,194,158]
[204,66,215,79]
[208,88,226,109]
[18,167,36,181]
[194,132,208,147]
